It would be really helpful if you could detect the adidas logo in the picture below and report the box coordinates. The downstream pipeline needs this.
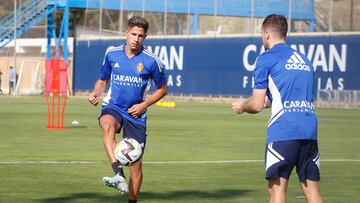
[285,52,311,72]
[113,63,120,68]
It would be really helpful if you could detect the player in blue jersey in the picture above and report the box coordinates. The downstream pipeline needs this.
[88,16,167,203]
[232,14,323,203]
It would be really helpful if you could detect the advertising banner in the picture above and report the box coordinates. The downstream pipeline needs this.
[74,34,360,96]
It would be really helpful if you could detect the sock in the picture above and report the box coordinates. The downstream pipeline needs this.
[111,161,125,177]
[128,199,137,203]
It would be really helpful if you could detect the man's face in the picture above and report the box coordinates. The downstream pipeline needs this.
[261,28,270,51]
[126,26,146,51]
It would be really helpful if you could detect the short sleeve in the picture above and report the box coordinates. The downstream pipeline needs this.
[150,58,167,88]
[99,50,112,81]
[253,55,270,89]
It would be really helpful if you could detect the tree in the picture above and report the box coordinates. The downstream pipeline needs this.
[53,9,85,37]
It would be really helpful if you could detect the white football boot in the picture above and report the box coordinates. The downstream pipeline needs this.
[103,173,128,193]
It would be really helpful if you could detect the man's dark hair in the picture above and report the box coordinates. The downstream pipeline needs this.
[262,14,288,38]
[128,16,149,33]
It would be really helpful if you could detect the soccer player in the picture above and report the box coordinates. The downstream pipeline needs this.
[232,14,323,203]
[88,16,167,203]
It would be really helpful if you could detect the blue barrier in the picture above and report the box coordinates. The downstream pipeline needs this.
[74,34,360,96]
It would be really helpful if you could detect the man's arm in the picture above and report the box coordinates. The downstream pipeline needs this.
[88,79,109,106]
[264,96,271,108]
[128,84,168,118]
[232,89,267,114]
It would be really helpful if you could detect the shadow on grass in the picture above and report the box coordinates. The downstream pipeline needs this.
[40,189,252,202]
[141,189,252,200]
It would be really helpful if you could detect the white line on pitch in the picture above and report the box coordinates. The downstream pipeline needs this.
[0,161,102,164]
[0,159,359,165]
[321,159,360,162]
[144,160,263,164]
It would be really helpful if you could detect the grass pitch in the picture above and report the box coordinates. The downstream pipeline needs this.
[0,96,359,202]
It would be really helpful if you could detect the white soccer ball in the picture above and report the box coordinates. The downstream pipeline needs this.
[114,138,143,166]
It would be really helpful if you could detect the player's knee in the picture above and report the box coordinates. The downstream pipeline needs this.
[130,162,143,178]
[268,179,288,193]
[101,123,116,135]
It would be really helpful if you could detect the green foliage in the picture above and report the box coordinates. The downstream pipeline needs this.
[54,9,85,37]
[0,97,359,202]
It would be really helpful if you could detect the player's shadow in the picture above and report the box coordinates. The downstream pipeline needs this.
[142,189,252,200]
[39,193,127,202]
[39,189,252,202]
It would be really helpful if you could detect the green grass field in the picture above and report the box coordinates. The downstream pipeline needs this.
[0,96,359,202]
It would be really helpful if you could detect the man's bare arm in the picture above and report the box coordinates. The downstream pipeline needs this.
[232,89,267,114]
[128,84,168,118]
[88,79,109,106]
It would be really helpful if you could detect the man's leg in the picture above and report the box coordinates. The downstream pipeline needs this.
[9,82,12,94]
[300,179,324,203]
[128,158,143,201]
[99,114,128,192]
[268,177,288,203]
[99,114,121,164]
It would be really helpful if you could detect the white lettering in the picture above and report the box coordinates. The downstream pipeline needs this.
[325,78,333,90]
[112,74,142,84]
[329,44,346,72]
[243,76,248,88]
[338,78,344,90]
[170,46,184,70]
[317,77,345,90]
[306,44,316,61]
[167,75,174,86]
[243,44,257,71]
[283,100,314,111]
[147,45,184,71]
[176,75,182,87]
[312,45,328,72]
[284,101,290,108]
[158,46,170,70]
[285,63,311,71]
[317,77,321,91]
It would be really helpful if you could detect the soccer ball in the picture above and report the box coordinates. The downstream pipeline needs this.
[114,138,143,166]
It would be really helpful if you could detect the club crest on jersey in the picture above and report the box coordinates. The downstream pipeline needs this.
[137,63,143,73]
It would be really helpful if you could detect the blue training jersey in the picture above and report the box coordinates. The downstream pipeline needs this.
[253,43,317,144]
[99,45,167,127]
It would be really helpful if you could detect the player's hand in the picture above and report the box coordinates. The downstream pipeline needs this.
[232,101,245,114]
[264,96,271,108]
[88,92,99,106]
[128,103,147,118]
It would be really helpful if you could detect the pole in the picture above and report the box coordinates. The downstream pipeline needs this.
[214,0,218,35]
[13,0,17,95]
[350,0,353,31]
[164,0,167,35]
[329,0,333,33]
[99,0,103,38]
[250,0,254,34]
[119,0,124,36]
[288,0,292,33]
[187,0,190,35]
[142,0,145,17]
